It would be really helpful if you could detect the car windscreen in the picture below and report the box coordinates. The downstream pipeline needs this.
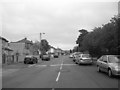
[108,55,120,63]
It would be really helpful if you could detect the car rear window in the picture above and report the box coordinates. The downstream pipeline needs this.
[82,54,90,58]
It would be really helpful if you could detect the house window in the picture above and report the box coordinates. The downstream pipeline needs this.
[25,43,30,49]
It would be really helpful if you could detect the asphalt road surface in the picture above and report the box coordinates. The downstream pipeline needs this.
[2,55,120,89]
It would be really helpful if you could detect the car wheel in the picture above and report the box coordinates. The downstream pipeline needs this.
[78,62,81,65]
[26,60,29,64]
[108,69,113,77]
[36,60,38,63]
[24,61,26,64]
[32,61,35,64]
[97,66,101,72]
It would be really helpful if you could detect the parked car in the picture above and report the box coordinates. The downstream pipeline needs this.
[69,53,74,58]
[97,55,120,77]
[24,55,38,64]
[41,54,50,61]
[54,53,59,58]
[73,52,82,62]
[76,54,93,65]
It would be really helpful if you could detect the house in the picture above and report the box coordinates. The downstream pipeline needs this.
[47,46,63,56]
[48,46,55,53]
[9,38,33,62]
[47,46,56,57]
[0,36,13,64]
[55,48,63,55]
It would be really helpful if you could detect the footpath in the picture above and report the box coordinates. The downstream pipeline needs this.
[1,58,43,76]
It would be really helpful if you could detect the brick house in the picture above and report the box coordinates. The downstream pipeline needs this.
[0,36,13,64]
[9,38,33,62]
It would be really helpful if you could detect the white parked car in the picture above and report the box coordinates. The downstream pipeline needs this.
[97,55,120,77]
[76,54,93,65]
[69,53,74,58]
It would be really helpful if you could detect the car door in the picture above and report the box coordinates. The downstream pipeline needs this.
[98,56,103,69]
[101,56,108,72]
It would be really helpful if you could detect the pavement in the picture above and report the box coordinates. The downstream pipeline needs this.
[2,55,120,89]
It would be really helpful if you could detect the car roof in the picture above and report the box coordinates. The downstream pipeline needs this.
[102,55,119,57]
[25,55,33,57]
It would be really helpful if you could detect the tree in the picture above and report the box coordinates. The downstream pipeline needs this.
[73,46,79,52]
[40,39,50,54]
[76,29,88,47]
[77,15,119,57]
[31,41,40,55]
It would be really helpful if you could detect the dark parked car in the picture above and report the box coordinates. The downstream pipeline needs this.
[24,55,38,64]
[54,53,59,58]
[41,54,50,61]
[97,55,120,77]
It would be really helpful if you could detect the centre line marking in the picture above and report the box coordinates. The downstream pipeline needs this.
[60,65,62,70]
[56,71,61,82]
[60,61,63,70]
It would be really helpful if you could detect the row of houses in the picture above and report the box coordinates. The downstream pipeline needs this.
[0,37,37,64]
[0,36,63,64]
[47,46,64,56]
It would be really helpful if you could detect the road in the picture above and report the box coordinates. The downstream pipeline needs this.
[2,55,120,89]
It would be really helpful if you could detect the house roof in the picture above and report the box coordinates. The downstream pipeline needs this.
[11,38,33,44]
[0,36,9,42]
[49,45,56,49]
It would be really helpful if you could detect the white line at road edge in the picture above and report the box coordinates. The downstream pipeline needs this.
[56,71,61,82]
[50,64,76,67]
[35,65,47,67]
[62,64,76,66]
[50,64,60,66]
[28,64,36,67]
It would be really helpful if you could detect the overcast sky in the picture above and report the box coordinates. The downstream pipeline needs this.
[1,0,119,50]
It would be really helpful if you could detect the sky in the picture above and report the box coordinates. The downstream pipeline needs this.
[1,0,119,50]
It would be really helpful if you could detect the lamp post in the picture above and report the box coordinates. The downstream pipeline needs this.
[40,33,45,43]
[39,33,45,57]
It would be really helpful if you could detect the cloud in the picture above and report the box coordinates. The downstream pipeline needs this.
[1,0,118,50]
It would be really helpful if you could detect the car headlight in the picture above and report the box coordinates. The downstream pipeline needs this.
[80,60,84,62]
[114,66,119,71]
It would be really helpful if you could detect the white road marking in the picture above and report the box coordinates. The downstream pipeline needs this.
[50,64,76,67]
[56,59,63,82]
[62,64,76,66]
[60,60,63,70]
[28,64,36,67]
[35,65,47,67]
[50,64,60,66]
[56,71,61,82]
[60,65,62,70]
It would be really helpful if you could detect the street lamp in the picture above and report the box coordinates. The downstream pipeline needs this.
[40,33,45,42]
[39,33,45,56]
